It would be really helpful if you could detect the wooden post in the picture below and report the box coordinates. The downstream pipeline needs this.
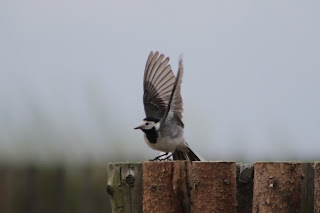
[189,162,237,213]
[106,162,142,213]
[315,162,320,213]
[301,163,314,213]
[106,161,320,213]
[143,161,189,213]
[142,161,237,213]
[236,164,254,213]
[252,162,303,213]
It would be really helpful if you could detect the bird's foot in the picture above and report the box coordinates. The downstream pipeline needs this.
[149,153,174,161]
[162,153,173,161]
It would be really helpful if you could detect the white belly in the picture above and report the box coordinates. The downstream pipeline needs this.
[144,133,185,153]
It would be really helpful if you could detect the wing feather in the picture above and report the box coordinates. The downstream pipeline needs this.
[148,54,165,85]
[162,57,184,127]
[154,65,173,89]
[145,52,159,89]
[143,51,176,120]
[143,52,154,83]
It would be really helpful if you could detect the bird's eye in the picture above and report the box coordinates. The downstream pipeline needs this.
[145,122,149,125]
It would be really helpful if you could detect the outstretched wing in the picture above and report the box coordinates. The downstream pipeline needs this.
[143,51,176,120]
[162,57,184,127]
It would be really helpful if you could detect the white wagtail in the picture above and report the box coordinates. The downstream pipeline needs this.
[134,51,201,161]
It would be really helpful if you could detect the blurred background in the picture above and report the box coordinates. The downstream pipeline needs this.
[1,0,319,212]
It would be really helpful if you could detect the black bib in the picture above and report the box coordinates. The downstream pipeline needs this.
[142,127,158,144]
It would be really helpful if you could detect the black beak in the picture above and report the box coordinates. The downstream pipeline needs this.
[134,126,141,130]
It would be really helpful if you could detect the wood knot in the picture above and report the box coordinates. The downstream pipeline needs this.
[151,185,157,191]
[267,179,278,189]
[224,179,231,185]
[125,174,135,187]
[106,185,113,196]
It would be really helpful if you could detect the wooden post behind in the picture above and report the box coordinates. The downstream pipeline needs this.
[252,162,303,213]
[315,162,320,213]
[236,164,254,213]
[301,163,315,213]
[106,162,142,213]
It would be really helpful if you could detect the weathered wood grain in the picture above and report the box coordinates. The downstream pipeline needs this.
[236,164,254,213]
[106,162,142,213]
[252,162,303,213]
[315,162,320,213]
[189,162,237,213]
[301,163,314,213]
[142,161,188,213]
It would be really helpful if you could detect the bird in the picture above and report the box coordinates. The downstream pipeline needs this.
[134,51,201,161]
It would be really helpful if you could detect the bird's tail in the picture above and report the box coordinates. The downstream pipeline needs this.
[172,148,201,161]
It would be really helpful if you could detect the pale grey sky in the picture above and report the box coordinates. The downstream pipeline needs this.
[1,0,319,163]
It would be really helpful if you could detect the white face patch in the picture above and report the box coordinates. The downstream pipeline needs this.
[140,120,159,130]
[154,122,160,131]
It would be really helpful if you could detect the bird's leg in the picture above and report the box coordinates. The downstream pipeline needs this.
[150,153,169,161]
[162,153,173,161]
